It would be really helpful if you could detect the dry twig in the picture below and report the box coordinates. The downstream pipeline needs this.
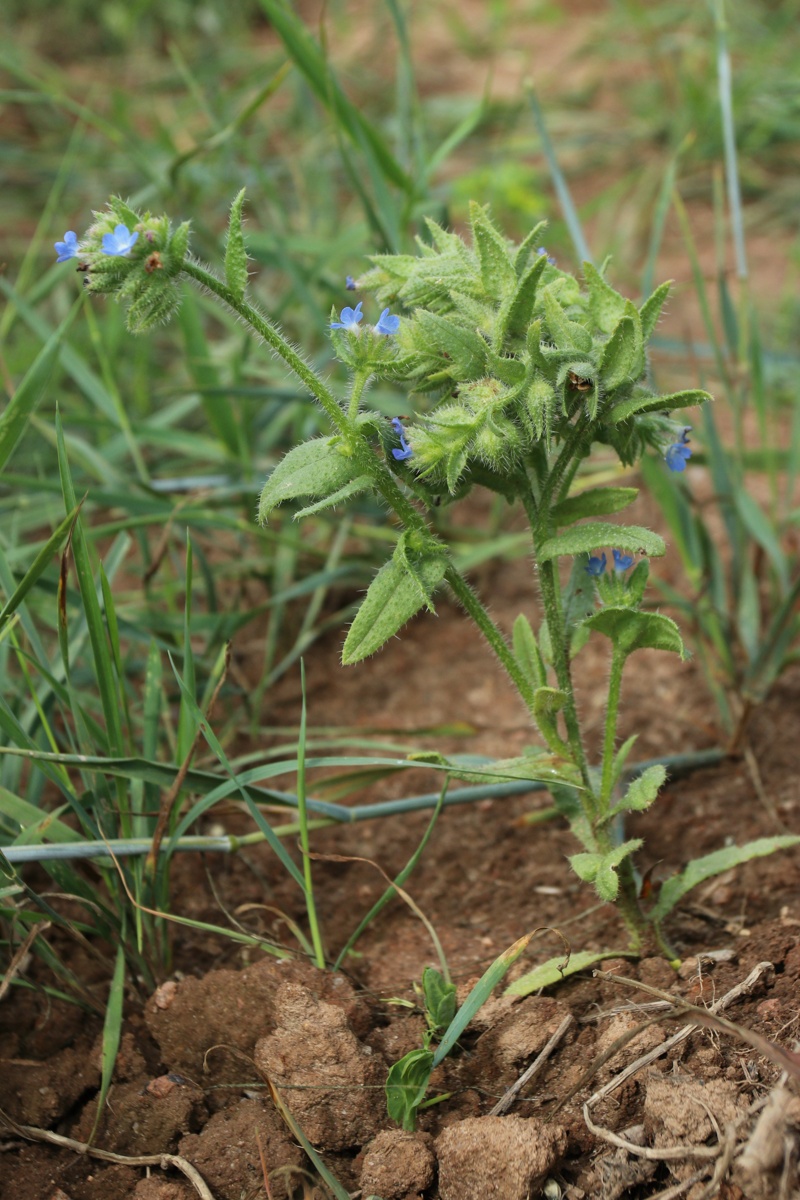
[0,1108,217,1200]
[490,1013,574,1116]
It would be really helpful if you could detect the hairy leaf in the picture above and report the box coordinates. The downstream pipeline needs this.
[538,523,665,561]
[651,836,800,923]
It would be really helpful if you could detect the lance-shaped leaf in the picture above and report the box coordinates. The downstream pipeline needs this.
[606,763,666,821]
[651,836,800,924]
[294,475,372,519]
[608,388,711,424]
[470,201,516,298]
[600,312,639,391]
[639,280,672,341]
[413,309,488,380]
[538,523,665,561]
[507,948,636,997]
[543,288,593,353]
[501,252,548,338]
[258,438,360,523]
[552,486,639,527]
[433,930,541,1066]
[584,261,627,333]
[584,607,686,658]
[342,546,448,664]
[422,966,457,1034]
[570,838,643,902]
[513,614,546,691]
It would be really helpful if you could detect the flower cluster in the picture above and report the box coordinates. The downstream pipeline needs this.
[55,223,140,264]
[586,549,634,577]
[53,201,191,333]
[330,301,400,336]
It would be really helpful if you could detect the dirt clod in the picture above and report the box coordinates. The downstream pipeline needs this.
[435,1115,566,1200]
[359,1129,436,1199]
[177,1097,302,1200]
[254,981,386,1150]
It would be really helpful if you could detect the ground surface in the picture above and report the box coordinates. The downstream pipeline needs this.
[2,532,800,1198]
[4,2,800,1197]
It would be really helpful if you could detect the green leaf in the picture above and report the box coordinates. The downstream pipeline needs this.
[533,687,568,753]
[733,489,789,592]
[651,836,800,924]
[506,949,636,998]
[584,607,686,658]
[543,287,592,353]
[433,931,539,1067]
[470,202,516,298]
[0,325,63,473]
[502,252,548,337]
[0,504,80,633]
[639,280,672,341]
[294,475,372,519]
[342,548,448,664]
[258,438,360,523]
[608,388,711,424]
[422,966,457,1034]
[538,523,665,561]
[584,261,627,334]
[599,314,638,390]
[414,309,488,379]
[569,852,602,883]
[553,487,639,527]
[89,943,126,1143]
[570,839,643,901]
[224,188,249,301]
[608,764,665,819]
[385,1048,435,1131]
[513,614,546,691]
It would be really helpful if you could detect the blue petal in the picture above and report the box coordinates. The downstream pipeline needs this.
[330,300,363,330]
[54,231,79,262]
[665,442,692,472]
[612,549,634,572]
[375,308,400,336]
[585,553,607,577]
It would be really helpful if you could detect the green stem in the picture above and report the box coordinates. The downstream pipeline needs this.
[348,369,370,421]
[600,645,625,806]
[182,258,349,437]
[297,661,326,970]
[519,485,591,792]
[181,258,425,530]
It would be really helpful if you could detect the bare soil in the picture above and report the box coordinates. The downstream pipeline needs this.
[2,526,800,1197]
[4,3,800,1197]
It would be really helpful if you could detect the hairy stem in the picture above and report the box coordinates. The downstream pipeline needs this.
[600,645,625,806]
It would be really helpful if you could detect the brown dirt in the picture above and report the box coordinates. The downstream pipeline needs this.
[2,535,800,1197]
[4,3,800,1198]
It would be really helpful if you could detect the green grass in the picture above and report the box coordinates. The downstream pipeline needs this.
[1,2,799,1143]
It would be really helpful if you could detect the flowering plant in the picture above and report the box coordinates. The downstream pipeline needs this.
[59,193,799,966]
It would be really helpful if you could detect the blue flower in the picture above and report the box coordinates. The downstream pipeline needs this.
[102,224,139,257]
[537,246,557,266]
[390,417,413,461]
[375,308,400,336]
[331,301,363,331]
[345,275,356,291]
[665,427,692,472]
[612,549,634,573]
[585,553,607,577]
[55,231,79,262]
